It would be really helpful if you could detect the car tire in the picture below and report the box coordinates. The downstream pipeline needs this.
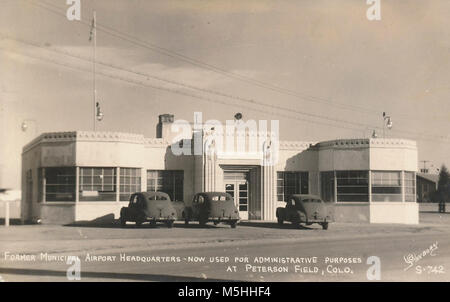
[199,217,207,227]
[166,220,174,228]
[321,222,329,230]
[230,221,237,229]
[120,216,126,227]
[135,214,144,227]
[183,211,190,225]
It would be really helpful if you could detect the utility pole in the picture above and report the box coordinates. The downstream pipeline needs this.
[90,10,97,131]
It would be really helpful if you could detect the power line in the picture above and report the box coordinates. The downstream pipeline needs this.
[35,0,449,125]
[28,0,450,132]
[4,46,450,145]
[10,1,450,143]
[1,34,391,132]
[0,47,372,133]
[27,0,391,116]
[4,32,448,143]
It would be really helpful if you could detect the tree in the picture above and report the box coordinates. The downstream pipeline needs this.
[437,165,450,203]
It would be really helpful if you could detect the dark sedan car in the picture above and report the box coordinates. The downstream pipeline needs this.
[119,192,177,228]
[276,194,334,229]
[183,192,240,228]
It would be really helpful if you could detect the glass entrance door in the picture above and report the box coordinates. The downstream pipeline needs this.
[225,180,248,220]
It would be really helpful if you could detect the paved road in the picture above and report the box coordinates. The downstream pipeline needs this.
[1,213,449,282]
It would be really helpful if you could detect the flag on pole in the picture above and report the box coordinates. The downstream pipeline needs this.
[89,17,95,41]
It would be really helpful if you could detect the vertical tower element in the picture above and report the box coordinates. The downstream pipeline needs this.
[156,114,175,139]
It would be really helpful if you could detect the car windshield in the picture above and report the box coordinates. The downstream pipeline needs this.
[303,198,322,203]
[211,195,229,201]
[147,195,168,200]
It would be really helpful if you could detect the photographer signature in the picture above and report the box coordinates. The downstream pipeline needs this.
[403,242,439,271]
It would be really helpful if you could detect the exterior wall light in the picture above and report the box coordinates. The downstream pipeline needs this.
[382,112,393,138]
[372,130,378,138]
[21,119,38,135]
[96,102,104,122]
[21,121,28,132]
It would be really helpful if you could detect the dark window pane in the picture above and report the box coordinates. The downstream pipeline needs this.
[146,170,183,201]
[372,186,401,194]
[336,170,368,202]
[45,167,76,202]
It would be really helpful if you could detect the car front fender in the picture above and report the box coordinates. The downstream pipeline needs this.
[276,207,285,219]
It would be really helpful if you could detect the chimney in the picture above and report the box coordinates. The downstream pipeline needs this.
[156,114,175,139]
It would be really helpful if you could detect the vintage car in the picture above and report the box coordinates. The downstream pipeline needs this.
[276,194,333,230]
[119,192,177,228]
[183,192,240,228]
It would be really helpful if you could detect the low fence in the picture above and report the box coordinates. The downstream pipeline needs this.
[419,202,449,213]
[0,200,21,226]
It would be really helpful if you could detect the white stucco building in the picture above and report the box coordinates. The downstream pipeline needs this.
[21,114,419,225]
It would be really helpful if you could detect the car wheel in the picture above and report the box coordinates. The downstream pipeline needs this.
[183,211,190,225]
[277,218,283,225]
[135,214,144,227]
[230,221,237,229]
[120,216,126,227]
[199,217,207,227]
[321,222,329,230]
[166,220,174,228]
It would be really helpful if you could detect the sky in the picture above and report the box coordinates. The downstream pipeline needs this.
[0,0,449,189]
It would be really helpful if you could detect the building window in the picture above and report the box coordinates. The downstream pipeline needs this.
[320,171,335,202]
[79,167,116,201]
[26,169,33,206]
[146,170,184,201]
[120,168,141,201]
[277,172,309,201]
[45,167,76,202]
[371,171,402,202]
[336,171,369,202]
[404,171,416,202]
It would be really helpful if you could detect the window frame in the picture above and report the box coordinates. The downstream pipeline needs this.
[336,170,369,202]
[371,171,402,202]
[276,171,309,202]
[404,171,416,202]
[44,167,76,202]
[119,168,142,201]
[79,167,117,201]
[146,170,184,202]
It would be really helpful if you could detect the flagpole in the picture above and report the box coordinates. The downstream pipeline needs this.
[93,10,97,131]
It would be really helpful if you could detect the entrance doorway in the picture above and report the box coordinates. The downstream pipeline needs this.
[224,171,249,220]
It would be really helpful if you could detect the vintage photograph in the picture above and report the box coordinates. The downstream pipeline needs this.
[0,0,449,284]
